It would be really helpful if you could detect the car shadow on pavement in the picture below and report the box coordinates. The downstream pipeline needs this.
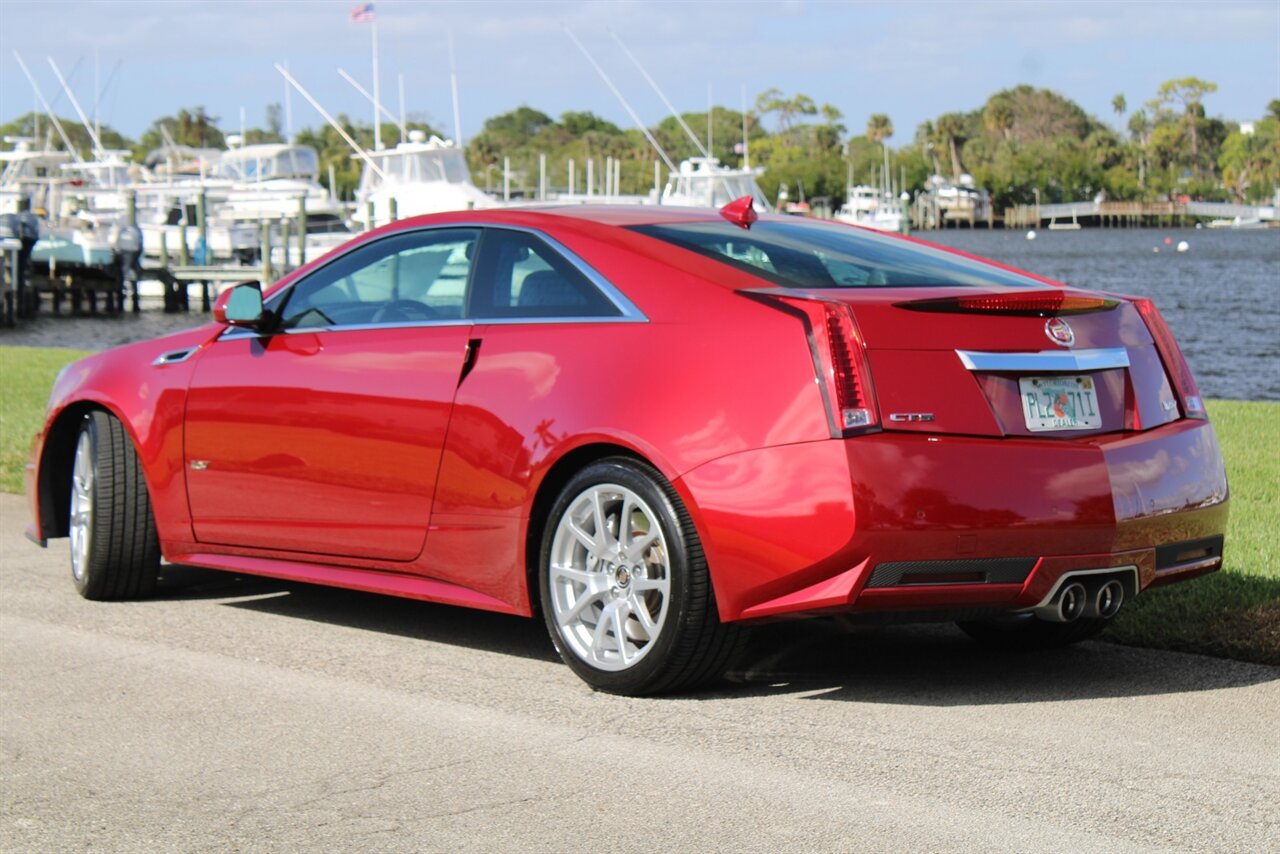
[713,620,1279,706]
[153,564,559,663]
[154,565,1276,704]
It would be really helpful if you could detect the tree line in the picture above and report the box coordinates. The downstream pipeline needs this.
[3,76,1277,211]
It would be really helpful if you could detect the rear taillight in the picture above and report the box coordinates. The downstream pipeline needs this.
[748,294,879,436]
[898,292,1119,316]
[1133,298,1206,419]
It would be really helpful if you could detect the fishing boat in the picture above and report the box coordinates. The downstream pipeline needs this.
[351,131,493,227]
[660,157,770,211]
[833,184,904,232]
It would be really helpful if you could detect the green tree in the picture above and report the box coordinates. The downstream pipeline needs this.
[755,89,817,133]
[139,106,224,152]
[1157,77,1218,175]
[1219,114,1280,202]
[0,112,133,158]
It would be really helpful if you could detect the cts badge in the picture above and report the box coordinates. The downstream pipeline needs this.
[1045,317,1075,348]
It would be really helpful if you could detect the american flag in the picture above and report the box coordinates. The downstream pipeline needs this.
[350,3,375,23]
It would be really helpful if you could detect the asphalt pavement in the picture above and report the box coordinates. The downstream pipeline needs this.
[2,493,1277,852]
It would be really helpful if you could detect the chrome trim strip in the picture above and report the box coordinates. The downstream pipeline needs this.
[1022,565,1140,611]
[220,313,644,341]
[1155,555,1221,576]
[956,347,1130,372]
[152,347,198,366]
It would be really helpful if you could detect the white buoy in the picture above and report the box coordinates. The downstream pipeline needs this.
[1026,229,1037,240]
[1177,240,1190,253]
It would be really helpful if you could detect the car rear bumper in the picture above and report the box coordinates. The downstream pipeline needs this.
[677,418,1229,623]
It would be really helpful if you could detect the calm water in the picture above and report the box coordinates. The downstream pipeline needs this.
[926,228,1280,402]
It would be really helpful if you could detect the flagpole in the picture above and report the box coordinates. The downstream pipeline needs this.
[371,17,381,150]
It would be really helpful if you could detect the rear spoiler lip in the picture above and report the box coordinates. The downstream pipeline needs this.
[895,292,1121,316]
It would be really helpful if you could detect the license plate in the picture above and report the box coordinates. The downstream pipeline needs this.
[1018,375,1101,432]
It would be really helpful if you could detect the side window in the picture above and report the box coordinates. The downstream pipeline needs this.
[276,228,478,329]
[470,229,621,319]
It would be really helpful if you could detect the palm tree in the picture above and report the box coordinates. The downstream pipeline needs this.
[866,113,893,146]
[866,114,894,194]
[936,113,967,178]
[1111,94,1126,127]
[983,100,1014,140]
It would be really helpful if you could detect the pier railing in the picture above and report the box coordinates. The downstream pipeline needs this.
[1005,200,1277,228]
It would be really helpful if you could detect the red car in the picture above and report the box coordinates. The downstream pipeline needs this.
[25,201,1228,695]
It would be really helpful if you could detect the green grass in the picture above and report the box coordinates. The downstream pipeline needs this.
[1105,399,1280,665]
[2,345,1277,664]
[0,346,93,494]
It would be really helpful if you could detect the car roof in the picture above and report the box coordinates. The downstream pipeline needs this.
[384,204,742,232]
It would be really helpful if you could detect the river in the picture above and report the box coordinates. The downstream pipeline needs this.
[927,227,1280,402]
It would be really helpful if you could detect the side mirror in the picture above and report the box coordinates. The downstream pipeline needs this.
[213,281,265,328]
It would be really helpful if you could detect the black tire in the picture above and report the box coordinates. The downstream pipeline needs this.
[69,411,160,600]
[956,614,1110,650]
[539,457,744,696]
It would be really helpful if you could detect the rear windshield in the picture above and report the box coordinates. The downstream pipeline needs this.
[631,220,1045,289]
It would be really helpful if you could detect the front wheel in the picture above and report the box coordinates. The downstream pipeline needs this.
[539,458,743,695]
[69,411,161,600]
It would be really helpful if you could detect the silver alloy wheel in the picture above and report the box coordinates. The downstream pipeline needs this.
[69,429,94,581]
[548,483,671,671]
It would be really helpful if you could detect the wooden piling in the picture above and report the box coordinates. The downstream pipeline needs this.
[297,196,308,267]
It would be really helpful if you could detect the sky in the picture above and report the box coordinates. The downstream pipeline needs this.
[0,0,1277,149]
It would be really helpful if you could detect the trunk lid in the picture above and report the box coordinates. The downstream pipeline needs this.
[821,287,1180,438]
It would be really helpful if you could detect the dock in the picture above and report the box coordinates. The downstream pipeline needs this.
[1005,200,1279,229]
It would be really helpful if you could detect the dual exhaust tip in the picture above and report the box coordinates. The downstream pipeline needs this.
[1035,578,1126,623]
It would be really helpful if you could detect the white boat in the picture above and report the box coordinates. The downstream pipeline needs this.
[927,174,991,223]
[215,139,351,237]
[351,131,493,228]
[660,157,770,211]
[1206,216,1267,230]
[833,184,904,232]
[0,137,72,216]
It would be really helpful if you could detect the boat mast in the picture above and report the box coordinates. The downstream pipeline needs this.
[398,72,406,143]
[449,32,463,146]
[371,16,381,150]
[283,59,294,142]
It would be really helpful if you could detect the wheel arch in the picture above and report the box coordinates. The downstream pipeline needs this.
[36,401,137,540]
[524,442,697,616]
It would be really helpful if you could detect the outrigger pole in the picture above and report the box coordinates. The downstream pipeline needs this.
[12,51,82,162]
[338,68,405,143]
[606,29,710,160]
[274,64,386,181]
[563,27,676,174]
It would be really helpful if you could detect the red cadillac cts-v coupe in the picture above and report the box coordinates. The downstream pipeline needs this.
[25,201,1229,695]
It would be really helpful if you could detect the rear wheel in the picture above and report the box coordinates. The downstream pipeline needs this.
[956,614,1110,649]
[539,458,743,695]
[69,411,160,600]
